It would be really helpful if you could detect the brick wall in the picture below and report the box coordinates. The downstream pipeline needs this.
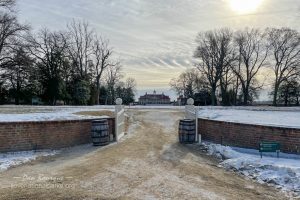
[0,118,115,153]
[198,118,300,154]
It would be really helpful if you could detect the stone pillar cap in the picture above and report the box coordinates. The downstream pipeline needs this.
[116,98,123,105]
[187,98,194,105]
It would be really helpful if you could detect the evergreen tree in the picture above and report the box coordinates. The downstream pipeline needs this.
[73,80,91,105]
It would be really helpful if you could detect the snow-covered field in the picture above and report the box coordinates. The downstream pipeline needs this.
[1,105,300,128]
[0,105,184,122]
[204,142,300,197]
[0,105,114,122]
[198,107,300,128]
[0,150,58,172]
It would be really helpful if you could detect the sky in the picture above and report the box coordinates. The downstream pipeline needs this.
[16,0,300,100]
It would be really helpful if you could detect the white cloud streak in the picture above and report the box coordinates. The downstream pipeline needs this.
[17,0,300,90]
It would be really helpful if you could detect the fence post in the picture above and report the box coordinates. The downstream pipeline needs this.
[196,108,201,144]
[185,98,200,143]
[185,98,195,119]
[115,98,125,142]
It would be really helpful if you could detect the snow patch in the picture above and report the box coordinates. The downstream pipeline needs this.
[0,106,114,122]
[204,142,300,196]
[198,107,300,128]
[0,150,58,172]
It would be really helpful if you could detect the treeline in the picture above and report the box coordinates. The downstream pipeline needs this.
[0,0,136,105]
[171,27,300,106]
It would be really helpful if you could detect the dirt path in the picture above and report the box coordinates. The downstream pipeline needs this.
[0,109,288,200]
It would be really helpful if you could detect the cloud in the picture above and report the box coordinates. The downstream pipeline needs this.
[17,0,300,91]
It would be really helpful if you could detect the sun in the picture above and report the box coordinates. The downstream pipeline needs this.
[229,0,263,14]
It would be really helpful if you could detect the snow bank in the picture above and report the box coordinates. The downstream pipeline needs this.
[0,112,106,122]
[204,142,300,196]
[198,107,300,128]
[199,106,300,112]
[0,150,58,172]
[0,105,183,122]
[0,106,114,122]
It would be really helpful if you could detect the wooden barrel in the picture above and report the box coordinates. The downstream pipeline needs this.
[91,119,110,146]
[178,119,196,144]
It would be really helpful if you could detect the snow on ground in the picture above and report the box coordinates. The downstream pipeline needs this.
[128,105,184,110]
[199,106,300,112]
[204,142,300,196]
[0,105,183,122]
[0,112,103,122]
[0,105,114,122]
[0,150,58,172]
[198,107,300,128]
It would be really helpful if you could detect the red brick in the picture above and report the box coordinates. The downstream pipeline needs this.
[198,119,300,154]
[0,118,115,152]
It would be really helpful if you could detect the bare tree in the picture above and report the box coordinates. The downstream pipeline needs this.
[220,64,237,105]
[231,28,269,105]
[27,29,69,75]
[67,20,118,104]
[194,28,233,105]
[0,0,15,10]
[266,27,300,106]
[93,37,114,104]
[0,10,29,95]
[0,14,29,68]
[67,20,94,79]
[2,47,33,104]
[26,29,69,104]
[170,68,208,98]
[0,0,30,104]
[124,77,137,94]
[105,63,122,105]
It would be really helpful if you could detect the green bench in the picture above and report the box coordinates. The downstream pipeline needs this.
[259,141,281,158]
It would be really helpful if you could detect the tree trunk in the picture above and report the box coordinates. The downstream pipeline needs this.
[243,86,248,105]
[211,86,217,106]
[234,77,239,106]
[243,93,247,105]
[284,94,288,106]
[96,77,100,105]
[273,83,279,106]
[220,79,227,106]
[15,81,20,105]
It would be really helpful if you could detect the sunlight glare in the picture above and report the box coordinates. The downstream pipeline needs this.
[229,0,263,14]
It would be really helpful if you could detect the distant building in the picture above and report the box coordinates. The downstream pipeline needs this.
[139,90,171,105]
